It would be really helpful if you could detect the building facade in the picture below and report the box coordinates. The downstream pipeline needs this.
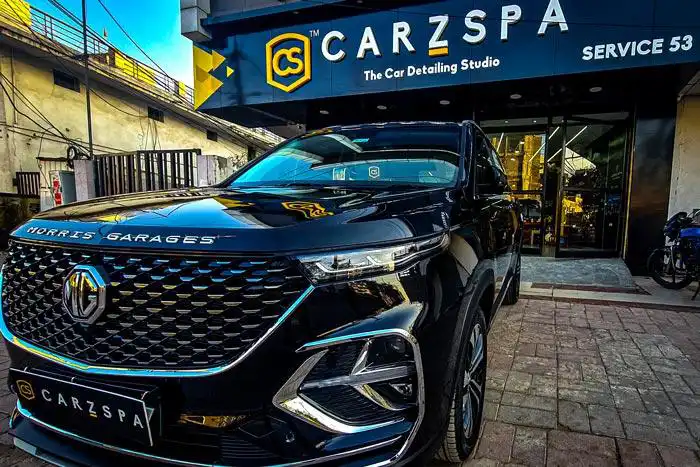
[182,0,700,274]
[0,0,281,199]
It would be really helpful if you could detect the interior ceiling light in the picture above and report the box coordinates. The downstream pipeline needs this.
[377,105,388,110]
[589,86,603,93]
[319,110,330,115]
[439,100,450,106]
[510,93,522,100]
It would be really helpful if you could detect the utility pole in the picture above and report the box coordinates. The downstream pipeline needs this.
[81,0,94,158]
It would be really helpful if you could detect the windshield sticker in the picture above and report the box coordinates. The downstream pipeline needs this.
[369,166,380,179]
[352,138,369,143]
[333,167,346,181]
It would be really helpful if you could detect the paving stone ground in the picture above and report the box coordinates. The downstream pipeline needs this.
[451,298,700,467]
[1,298,700,466]
[521,257,636,288]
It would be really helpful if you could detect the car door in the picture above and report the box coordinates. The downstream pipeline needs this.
[487,143,519,277]
[472,129,512,302]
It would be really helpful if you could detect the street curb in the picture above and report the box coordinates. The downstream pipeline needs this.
[521,294,700,313]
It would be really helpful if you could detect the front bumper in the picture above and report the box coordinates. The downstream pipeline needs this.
[11,402,404,467]
[3,269,433,467]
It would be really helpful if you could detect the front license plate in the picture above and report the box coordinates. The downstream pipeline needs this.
[10,368,157,447]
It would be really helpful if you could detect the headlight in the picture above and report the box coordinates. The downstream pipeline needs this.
[297,233,448,283]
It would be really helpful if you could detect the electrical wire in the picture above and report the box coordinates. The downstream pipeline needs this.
[1,0,97,152]
[4,126,128,154]
[9,0,272,154]
[0,72,81,147]
[95,0,169,78]
[33,129,56,206]
[41,0,144,120]
[92,0,275,149]
[92,91,144,118]
[0,78,66,142]
[62,0,278,150]
[2,0,147,151]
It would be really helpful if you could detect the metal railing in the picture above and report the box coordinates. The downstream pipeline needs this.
[95,149,200,197]
[30,6,108,56]
[14,171,40,196]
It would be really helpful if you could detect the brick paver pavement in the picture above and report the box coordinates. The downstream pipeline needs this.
[458,299,700,467]
[0,298,699,466]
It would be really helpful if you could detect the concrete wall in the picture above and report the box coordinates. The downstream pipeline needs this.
[668,95,700,217]
[0,46,249,194]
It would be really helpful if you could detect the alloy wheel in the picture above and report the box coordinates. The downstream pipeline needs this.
[462,323,485,442]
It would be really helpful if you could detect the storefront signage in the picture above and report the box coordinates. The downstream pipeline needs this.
[195,0,700,109]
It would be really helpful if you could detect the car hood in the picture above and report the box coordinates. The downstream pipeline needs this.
[12,186,456,253]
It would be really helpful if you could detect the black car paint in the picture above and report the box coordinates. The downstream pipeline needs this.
[4,122,521,466]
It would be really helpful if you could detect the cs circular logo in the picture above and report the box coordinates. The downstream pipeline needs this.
[266,33,311,93]
[16,380,35,401]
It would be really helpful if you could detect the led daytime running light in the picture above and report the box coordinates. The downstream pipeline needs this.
[297,234,448,283]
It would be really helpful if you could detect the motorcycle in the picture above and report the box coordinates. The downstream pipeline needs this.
[647,211,700,297]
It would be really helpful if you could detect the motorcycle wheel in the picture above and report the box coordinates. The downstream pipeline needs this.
[647,248,694,289]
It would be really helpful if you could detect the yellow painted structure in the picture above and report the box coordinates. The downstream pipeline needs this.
[114,51,157,87]
[0,0,31,33]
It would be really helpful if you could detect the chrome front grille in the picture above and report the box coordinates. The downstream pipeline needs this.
[1,240,310,369]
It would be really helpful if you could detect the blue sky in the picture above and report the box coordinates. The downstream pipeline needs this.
[31,0,194,86]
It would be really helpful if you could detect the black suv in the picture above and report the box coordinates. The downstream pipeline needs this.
[2,121,521,466]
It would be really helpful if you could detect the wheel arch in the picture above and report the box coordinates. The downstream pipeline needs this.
[409,260,496,464]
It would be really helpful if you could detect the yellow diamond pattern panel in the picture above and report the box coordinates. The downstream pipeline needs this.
[193,45,224,109]
[212,50,226,71]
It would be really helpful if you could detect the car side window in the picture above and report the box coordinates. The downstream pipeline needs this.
[474,131,504,195]
[489,147,510,193]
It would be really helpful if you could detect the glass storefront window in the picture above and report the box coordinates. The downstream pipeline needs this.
[561,122,627,190]
[542,120,563,256]
[488,131,546,192]
[559,115,629,252]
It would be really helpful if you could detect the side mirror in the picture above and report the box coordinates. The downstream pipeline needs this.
[496,172,509,192]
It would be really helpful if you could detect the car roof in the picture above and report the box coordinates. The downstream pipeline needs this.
[324,121,472,132]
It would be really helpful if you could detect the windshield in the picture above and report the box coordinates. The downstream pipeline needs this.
[229,126,462,188]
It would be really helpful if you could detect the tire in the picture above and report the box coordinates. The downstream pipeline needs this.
[502,255,521,306]
[647,248,693,290]
[436,306,487,463]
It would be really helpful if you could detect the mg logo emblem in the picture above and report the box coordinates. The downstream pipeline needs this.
[266,33,311,93]
[62,265,107,324]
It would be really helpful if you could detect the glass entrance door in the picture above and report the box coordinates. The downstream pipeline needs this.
[486,124,549,254]
[556,114,630,255]
[483,113,631,258]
